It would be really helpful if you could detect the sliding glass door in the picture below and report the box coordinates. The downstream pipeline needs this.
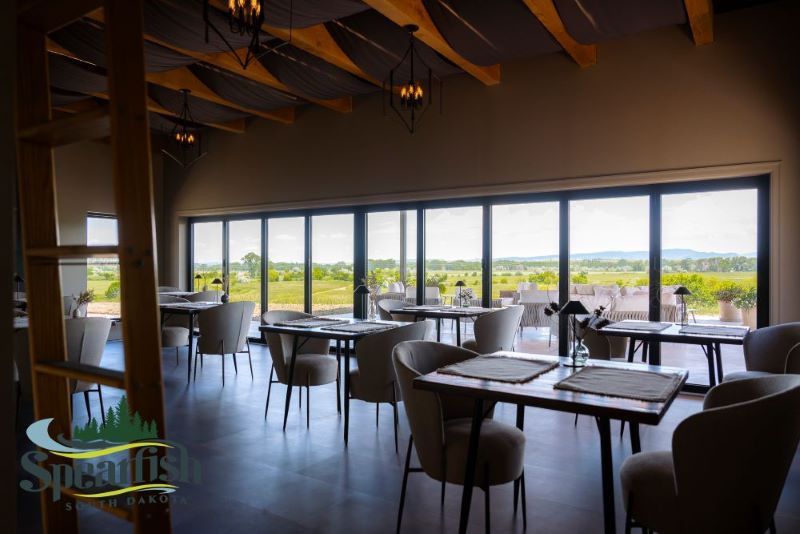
[228,219,262,320]
[311,213,354,316]
[267,217,305,312]
[192,221,224,294]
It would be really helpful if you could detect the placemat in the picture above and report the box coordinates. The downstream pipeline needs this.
[602,321,672,332]
[438,355,558,383]
[402,305,449,311]
[554,366,683,402]
[274,317,348,328]
[320,321,397,334]
[678,325,749,337]
[161,302,218,309]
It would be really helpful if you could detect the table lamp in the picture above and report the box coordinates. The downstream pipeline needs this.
[455,280,466,307]
[194,273,202,292]
[559,300,590,367]
[674,286,692,326]
[354,284,371,320]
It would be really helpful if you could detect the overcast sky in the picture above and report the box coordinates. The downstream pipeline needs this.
[136,188,757,265]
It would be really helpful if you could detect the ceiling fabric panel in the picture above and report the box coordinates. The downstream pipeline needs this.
[52,20,195,72]
[189,64,302,109]
[259,44,375,99]
[555,0,687,45]
[149,84,250,124]
[421,0,560,66]
[326,10,461,84]
[49,54,108,95]
[262,0,369,28]
[51,90,96,107]
[144,0,278,54]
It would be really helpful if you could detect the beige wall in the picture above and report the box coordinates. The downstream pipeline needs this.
[164,1,800,321]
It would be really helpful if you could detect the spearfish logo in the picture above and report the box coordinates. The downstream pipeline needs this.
[20,396,200,502]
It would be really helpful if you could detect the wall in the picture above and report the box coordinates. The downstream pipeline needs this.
[164,1,800,321]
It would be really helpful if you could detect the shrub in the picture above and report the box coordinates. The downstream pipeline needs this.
[712,281,743,302]
[733,286,757,310]
[571,271,589,284]
[105,281,120,299]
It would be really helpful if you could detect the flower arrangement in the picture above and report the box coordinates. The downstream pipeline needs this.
[457,287,475,306]
[76,290,95,307]
[543,302,609,343]
[362,272,382,301]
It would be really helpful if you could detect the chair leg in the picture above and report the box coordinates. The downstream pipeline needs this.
[484,463,490,534]
[265,366,274,420]
[232,353,239,374]
[83,391,91,420]
[396,436,414,534]
[392,388,399,454]
[193,350,201,381]
[175,346,179,366]
[335,361,342,415]
[97,385,106,425]
[574,413,579,427]
[376,403,380,428]
[201,353,204,367]
[769,517,777,534]
[298,384,302,410]
[282,382,293,431]
[520,470,527,528]
[222,353,225,387]
[441,455,447,507]
[620,420,626,438]
[247,340,254,380]
[306,377,310,430]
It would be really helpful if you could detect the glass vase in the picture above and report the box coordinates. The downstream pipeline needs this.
[568,340,590,367]
[368,298,378,321]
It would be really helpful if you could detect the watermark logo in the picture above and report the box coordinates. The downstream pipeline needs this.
[21,396,200,502]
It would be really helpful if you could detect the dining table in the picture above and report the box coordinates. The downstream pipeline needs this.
[259,317,412,444]
[159,301,220,383]
[414,351,689,534]
[399,305,497,346]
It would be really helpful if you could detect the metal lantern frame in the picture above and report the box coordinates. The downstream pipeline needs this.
[384,24,442,134]
[161,89,207,168]
[203,0,293,70]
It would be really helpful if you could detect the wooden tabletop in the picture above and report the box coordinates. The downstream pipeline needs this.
[400,306,498,319]
[414,351,689,425]
[600,320,747,345]
[259,318,412,341]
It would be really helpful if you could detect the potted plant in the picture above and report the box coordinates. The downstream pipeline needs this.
[712,282,743,323]
[74,289,94,318]
[733,286,757,329]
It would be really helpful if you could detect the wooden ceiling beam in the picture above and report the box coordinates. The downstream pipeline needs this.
[683,0,713,45]
[361,0,501,85]
[521,0,596,68]
[85,8,352,114]
[18,0,103,33]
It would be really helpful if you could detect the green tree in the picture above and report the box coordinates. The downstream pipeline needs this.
[241,252,261,278]
[105,281,120,299]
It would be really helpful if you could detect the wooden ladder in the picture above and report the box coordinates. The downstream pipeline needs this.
[16,1,171,532]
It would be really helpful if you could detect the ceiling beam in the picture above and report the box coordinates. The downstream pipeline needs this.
[18,0,103,33]
[521,0,596,68]
[85,9,352,114]
[207,0,381,86]
[683,0,713,45]
[361,0,501,85]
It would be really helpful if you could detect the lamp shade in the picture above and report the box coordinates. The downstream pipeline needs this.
[455,280,466,287]
[559,300,590,316]
[194,274,202,280]
[354,284,371,295]
[674,286,692,296]
[14,274,23,283]
[211,278,223,285]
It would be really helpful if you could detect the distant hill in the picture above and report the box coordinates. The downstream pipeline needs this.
[499,249,756,261]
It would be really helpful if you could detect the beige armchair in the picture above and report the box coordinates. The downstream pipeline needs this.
[724,322,800,382]
[262,310,336,429]
[194,302,255,386]
[392,341,527,531]
[621,375,800,534]
[462,305,523,354]
[187,290,220,303]
[377,299,415,322]
[65,317,112,423]
[349,322,429,452]
[159,294,191,366]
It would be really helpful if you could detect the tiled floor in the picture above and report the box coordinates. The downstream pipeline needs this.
[16,329,796,534]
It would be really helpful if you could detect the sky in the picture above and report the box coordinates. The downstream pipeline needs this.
[188,189,758,264]
[87,216,118,246]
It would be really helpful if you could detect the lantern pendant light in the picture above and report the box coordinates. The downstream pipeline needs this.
[161,89,206,168]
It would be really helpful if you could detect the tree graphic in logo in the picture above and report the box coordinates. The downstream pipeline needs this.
[73,395,158,443]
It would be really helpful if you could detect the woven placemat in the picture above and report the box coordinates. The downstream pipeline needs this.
[554,366,683,402]
[320,322,396,334]
[274,317,348,328]
[438,355,558,383]
[602,321,672,332]
[679,325,749,337]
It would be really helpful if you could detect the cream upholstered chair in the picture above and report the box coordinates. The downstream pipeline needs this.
[349,322,430,452]
[424,286,441,305]
[378,299,415,322]
[621,375,800,534]
[724,322,800,382]
[159,294,191,366]
[462,305,523,354]
[393,341,527,532]
[194,302,255,386]
[262,310,337,429]
[186,290,220,303]
[65,317,112,423]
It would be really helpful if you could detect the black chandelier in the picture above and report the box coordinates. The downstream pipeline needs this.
[161,89,206,168]
[203,0,293,70]
[384,24,441,134]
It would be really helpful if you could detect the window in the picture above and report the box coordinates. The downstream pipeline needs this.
[228,219,262,319]
[311,214,354,316]
[267,217,305,312]
[192,221,224,293]
[425,206,483,305]
[367,210,416,297]
[86,214,119,315]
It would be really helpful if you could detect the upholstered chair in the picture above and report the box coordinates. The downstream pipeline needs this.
[186,290,221,303]
[159,294,191,366]
[65,317,112,423]
[724,322,800,381]
[348,322,430,452]
[262,310,337,429]
[393,341,527,532]
[461,305,523,354]
[378,299,415,322]
[157,286,179,292]
[194,302,255,385]
[621,375,800,534]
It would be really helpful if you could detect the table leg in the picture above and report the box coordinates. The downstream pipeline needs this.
[336,340,342,415]
[186,312,193,384]
[595,416,616,534]
[456,317,461,346]
[514,404,525,513]
[714,342,724,383]
[641,341,649,363]
[344,340,351,446]
[436,318,441,342]
[282,335,299,431]
[706,343,716,387]
[627,338,636,363]
[629,422,641,454]
[458,398,485,534]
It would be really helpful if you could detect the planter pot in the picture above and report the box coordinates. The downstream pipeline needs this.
[718,300,741,323]
[740,307,757,329]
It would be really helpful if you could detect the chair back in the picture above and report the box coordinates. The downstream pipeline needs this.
[517,282,537,292]
[743,322,800,373]
[519,289,551,304]
[392,341,480,480]
[157,286,179,292]
[65,317,112,393]
[672,375,800,533]
[471,306,523,354]
[405,286,416,299]
[186,290,219,303]
[354,322,429,402]
[196,302,254,355]
[378,299,410,321]
[388,282,405,294]
[159,294,189,304]
[786,342,800,374]
[262,310,331,383]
